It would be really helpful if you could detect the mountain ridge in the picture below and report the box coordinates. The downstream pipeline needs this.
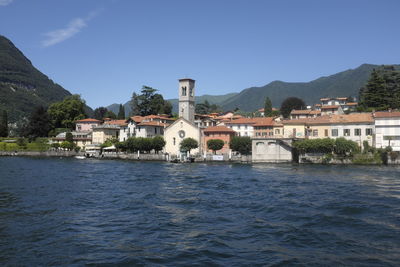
[0,35,93,122]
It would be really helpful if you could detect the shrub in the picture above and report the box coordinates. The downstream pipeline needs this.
[334,138,359,156]
[180,138,199,153]
[207,139,225,154]
[152,136,166,153]
[229,136,252,155]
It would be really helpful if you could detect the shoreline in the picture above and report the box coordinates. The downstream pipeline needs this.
[1,150,399,165]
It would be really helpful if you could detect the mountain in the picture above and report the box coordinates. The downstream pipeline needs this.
[221,64,400,111]
[0,35,92,122]
[107,93,238,116]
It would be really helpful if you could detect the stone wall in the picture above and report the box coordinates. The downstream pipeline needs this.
[0,150,82,157]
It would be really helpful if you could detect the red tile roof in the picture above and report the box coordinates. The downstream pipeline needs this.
[253,117,276,127]
[374,111,400,118]
[76,118,101,123]
[283,113,373,125]
[290,110,321,115]
[204,126,236,133]
[104,120,128,126]
[138,121,167,127]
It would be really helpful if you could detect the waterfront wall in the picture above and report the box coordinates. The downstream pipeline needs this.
[0,150,82,157]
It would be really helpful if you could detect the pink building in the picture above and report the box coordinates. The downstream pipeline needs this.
[75,118,102,132]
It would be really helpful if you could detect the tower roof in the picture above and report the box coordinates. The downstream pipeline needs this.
[179,78,195,82]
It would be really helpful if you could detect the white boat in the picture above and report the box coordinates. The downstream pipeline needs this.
[74,156,86,159]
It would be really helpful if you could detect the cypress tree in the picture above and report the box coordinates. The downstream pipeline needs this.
[264,97,272,117]
[0,110,8,137]
[117,104,125,119]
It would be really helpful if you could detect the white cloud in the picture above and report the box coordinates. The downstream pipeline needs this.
[0,0,14,6]
[41,9,102,47]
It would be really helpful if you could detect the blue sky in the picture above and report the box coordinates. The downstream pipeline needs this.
[1,0,400,109]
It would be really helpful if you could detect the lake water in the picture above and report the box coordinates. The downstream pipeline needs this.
[0,157,400,266]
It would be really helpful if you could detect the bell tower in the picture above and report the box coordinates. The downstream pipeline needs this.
[178,78,195,123]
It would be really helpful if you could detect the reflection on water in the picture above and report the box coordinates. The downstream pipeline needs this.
[0,157,400,266]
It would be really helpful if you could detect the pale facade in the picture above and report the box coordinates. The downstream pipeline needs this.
[164,118,201,156]
[252,138,293,163]
[374,112,400,151]
[75,118,101,132]
[330,123,374,146]
[92,125,120,144]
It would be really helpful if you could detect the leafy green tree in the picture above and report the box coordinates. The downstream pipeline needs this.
[130,92,141,116]
[195,100,221,114]
[65,132,73,143]
[23,106,51,138]
[152,136,166,153]
[207,139,224,154]
[125,137,138,152]
[60,141,74,151]
[117,104,125,119]
[130,86,173,116]
[0,110,8,137]
[104,110,117,119]
[48,95,86,129]
[180,137,198,153]
[264,97,273,117]
[334,137,359,156]
[93,107,108,120]
[229,136,252,155]
[280,97,306,118]
[359,66,400,110]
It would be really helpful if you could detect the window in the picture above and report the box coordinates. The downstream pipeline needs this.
[331,129,338,136]
[173,137,176,145]
[313,129,318,136]
[324,129,328,137]
[181,86,187,96]
[366,128,373,136]
[77,125,81,131]
[275,129,280,135]
[354,128,361,136]
[344,129,350,136]
[245,125,248,130]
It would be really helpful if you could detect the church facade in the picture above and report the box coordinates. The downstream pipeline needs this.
[164,78,202,156]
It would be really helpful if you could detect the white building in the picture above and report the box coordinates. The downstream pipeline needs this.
[164,78,201,157]
[225,118,256,137]
[329,113,375,147]
[374,111,400,151]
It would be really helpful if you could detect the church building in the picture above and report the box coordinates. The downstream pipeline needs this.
[164,78,201,156]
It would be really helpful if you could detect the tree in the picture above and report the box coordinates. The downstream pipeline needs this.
[264,97,273,117]
[23,106,51,138]
[117,104,125,119]
[60,141,74,151]
[280,97,306,118]
[104,110,117,119]
[48,95,86,129]
[130,92,141,116]
[65,132,74,143]
[0,110,8,137]
[359,66,400,110]
[229,136,252,155]
[94,107,108,120]
[180,137,198,153]
[152,135,166,153]
[207,139,224,154]
[195,100,221,114]
[130,86,173,116]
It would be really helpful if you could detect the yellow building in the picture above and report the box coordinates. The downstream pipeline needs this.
[92,125,120,144]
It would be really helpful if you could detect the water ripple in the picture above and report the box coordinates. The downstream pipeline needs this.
[0,157,400,266]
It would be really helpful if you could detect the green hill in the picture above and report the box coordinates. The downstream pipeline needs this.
[221,64,400,111]
[0,35,92,122]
